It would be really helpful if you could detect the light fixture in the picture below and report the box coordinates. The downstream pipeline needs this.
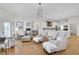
[37,3,43,18]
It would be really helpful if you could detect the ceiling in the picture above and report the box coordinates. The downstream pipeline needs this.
[0,3,79,20]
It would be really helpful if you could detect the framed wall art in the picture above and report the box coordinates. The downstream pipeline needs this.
[16,21,23,29]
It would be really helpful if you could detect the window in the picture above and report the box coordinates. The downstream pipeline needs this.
[4,22,10,37]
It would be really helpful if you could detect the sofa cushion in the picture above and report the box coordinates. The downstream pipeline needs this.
[58,32,65,39]
[57,36,62,40]
[48,32,59,40]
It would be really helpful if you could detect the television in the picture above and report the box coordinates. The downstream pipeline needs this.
[26,28,31,31]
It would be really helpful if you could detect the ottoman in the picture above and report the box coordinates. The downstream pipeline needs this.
[42,42,57,54]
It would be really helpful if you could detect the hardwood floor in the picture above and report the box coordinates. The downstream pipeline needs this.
[0,35,79,55]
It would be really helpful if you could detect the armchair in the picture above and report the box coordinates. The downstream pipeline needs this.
[42,31,70,54]
[0,39,9,49]
[6,37,15,48]
[0,38,9,54]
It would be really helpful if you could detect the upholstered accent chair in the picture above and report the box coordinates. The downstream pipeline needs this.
[42,31,70,54]
[6,37,15,48]
[0,37,15,54]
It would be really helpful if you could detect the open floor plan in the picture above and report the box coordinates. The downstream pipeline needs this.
[0,3,79,55]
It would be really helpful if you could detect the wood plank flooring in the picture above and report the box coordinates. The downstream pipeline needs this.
[0,35,79,55]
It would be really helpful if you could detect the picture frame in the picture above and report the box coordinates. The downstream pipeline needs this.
[47,21,52,27]
[26,22,31,27]
[16,21,23,29]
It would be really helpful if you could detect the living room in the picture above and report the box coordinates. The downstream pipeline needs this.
[0,3,79,55]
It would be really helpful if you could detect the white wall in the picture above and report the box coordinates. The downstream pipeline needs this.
[0,8,15,36]
[68,17,79,36]
[77,23,79,36]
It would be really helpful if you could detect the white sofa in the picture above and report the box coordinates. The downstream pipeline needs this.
[33,35,43,43]
[0,37,15,49]
[21,35,31,41]
[6,37,15,48]
[42,31,70,54]
[48,31,58,41]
